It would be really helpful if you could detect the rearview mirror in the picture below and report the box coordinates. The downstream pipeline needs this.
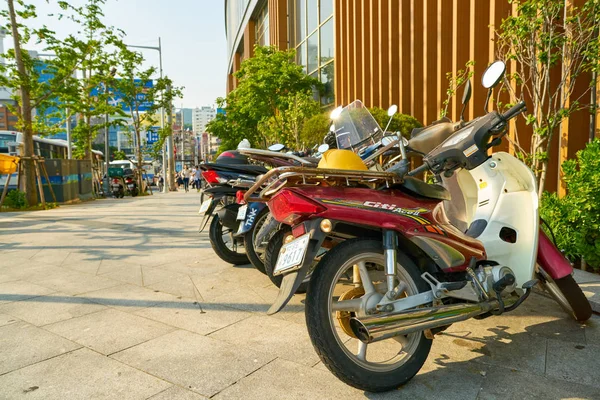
[482,61,506,89]
[268,143,285,152]
[318,144,329,153]
[461,80,472,105]
[387,105,398,117]
[330,106,343,120]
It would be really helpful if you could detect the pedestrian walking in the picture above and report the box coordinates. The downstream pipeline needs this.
[182,166,191,192]
[158,174,164,192]
[176,171,183,189]
[193,165,202,192]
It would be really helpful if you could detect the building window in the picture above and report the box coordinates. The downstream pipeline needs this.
[292,0,334,104]
[256,5,269,46]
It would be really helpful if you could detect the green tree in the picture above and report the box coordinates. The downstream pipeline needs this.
[0,0,91,205]
[209,46,321,150]
[56,0,126,162]
[112,149,127,160]
[114,46,183,189]
[496,0,600,195]
[261,91,321,149]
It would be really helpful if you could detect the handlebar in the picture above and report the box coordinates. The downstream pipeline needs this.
[502,100,527,121]
[407,163,428,177]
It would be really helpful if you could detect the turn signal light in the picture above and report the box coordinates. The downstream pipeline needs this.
[268,189,325,225]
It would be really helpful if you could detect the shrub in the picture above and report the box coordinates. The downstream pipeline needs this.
[540,139,600,270]
[4,190,28,209]
[300,112,330,148]
[368,107,423,138]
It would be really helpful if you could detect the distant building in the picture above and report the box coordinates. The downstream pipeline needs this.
[192,106,216,135]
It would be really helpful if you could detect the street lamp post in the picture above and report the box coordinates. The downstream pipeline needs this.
[126,38,171,193]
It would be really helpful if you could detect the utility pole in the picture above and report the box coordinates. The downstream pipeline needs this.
[126,38,167,192]
[66,108,72,159]
[166,95,176,190]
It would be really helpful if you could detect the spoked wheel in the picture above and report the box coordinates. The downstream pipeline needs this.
[537,266,592,322]
[244,208,271,274]
[306,239,432,392]
[209,214,249,265]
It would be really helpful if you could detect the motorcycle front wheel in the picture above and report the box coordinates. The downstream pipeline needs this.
[305,238,432,392]
[209,214,249,265]
[537,267,592,322]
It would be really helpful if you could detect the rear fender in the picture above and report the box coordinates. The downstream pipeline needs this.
[537,228,572,280]
[267,218,326,315]
[237,202,268,236]
[216,203,241,230]
[199,197,220,233]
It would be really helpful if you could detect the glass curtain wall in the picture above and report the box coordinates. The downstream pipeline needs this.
[256,5,269,46]
[292,0,334,105]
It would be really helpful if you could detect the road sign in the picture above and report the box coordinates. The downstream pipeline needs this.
[146,126,160,144]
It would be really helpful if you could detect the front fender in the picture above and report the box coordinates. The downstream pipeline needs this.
[537,228,572,280]
[267,218,327,315]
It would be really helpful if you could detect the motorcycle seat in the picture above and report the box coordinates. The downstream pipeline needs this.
[395,176,451,201]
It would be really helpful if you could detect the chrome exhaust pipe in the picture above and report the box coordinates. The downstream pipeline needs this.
[350,296,518,343]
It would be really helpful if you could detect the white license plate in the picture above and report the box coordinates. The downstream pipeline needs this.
[237,205,248,220]
[274,233,311,275]
[127,184,134,189]
[198,199,212,214]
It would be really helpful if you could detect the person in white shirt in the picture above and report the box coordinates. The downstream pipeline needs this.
[182,166,191,192]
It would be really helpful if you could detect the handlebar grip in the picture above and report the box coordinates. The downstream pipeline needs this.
[408,163,428,177]
[502,100,527,121]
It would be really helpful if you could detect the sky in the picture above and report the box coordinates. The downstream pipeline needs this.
[2,0,228,110]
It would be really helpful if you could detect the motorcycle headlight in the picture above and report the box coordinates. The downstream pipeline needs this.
[442,126,475,148]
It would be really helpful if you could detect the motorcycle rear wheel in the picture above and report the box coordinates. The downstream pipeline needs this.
[209,215,249,265]
[305,238,432,392]
[263,227,308,293]
[243,207,270,275]
[538,268,592,322]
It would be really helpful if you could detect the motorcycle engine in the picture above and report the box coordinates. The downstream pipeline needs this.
[476,265,517,297]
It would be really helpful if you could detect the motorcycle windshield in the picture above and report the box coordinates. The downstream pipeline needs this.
[334,100,382,151]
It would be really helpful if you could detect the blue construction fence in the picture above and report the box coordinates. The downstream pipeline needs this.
[1,159,94,203]
[41,159,94,202]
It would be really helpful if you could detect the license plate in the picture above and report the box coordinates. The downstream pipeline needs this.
[237,205,248,220]
[198,199,212,214]
[127,184,134,189]
[274,233,311,275]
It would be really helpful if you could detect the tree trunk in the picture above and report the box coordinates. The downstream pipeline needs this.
[135,126,143,190]
[8,0,37,206]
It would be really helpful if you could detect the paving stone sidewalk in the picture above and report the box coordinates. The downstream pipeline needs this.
[0,192,599,400]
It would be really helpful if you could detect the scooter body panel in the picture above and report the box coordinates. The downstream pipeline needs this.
[461,152,540,287]
[290,186,487,269]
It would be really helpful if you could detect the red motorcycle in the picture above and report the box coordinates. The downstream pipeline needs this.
[245,61,591,392]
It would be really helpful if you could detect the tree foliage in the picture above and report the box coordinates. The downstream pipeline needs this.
[207,46,322,151]
[496,0,600,195]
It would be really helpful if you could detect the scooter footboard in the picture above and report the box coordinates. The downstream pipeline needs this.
[537,229,572,280]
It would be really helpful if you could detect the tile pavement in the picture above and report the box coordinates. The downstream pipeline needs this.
[0,192,598,399]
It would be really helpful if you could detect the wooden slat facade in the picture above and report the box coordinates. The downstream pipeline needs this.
[226,0,600,193]
[332,0,598,193]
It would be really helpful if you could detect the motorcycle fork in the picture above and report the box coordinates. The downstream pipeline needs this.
[383,230,398,297]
